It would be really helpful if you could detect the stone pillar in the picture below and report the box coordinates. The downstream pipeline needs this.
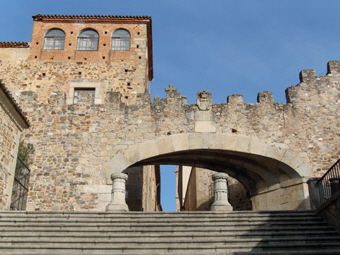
[211,173,233,211]
[106,173,129,212]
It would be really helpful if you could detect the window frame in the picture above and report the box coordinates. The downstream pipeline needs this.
[111,29,130,51]
[43,28,65,50]
[76,29,99,51]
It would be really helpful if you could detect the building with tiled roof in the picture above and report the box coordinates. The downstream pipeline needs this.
[0,80,30,210]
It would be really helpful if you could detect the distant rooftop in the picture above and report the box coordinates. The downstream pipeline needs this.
[0,42,29,48]
[32,14,152,21]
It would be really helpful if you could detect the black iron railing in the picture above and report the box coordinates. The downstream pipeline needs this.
[314,159,340,207]
[10,157,31,211]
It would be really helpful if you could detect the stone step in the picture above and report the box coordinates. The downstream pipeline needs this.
[0,221,329,229]
[0,217,324,225]
[0,210,318,218]
[0,210,338,254]
[1,235,339,244]
[1,229,337,237]
[1,242,340,253]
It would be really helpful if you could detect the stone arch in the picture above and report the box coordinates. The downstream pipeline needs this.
[106,133,312,210]
[107,133,311,179]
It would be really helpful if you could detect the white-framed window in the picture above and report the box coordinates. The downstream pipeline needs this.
[43,28,65,50]
[74,88,95,103]
[67,82,104,105]
[76,29,99,51]
[111,29,130,51]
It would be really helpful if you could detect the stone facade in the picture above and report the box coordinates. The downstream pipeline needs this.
[0,14,339,212]
[0,82,30,210]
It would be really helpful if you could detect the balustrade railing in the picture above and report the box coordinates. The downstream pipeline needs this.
[314,159,340,208]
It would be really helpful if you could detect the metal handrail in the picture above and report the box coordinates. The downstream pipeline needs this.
[315,159,340,207]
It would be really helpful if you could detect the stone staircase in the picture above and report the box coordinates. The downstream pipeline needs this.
[0,210,339,254]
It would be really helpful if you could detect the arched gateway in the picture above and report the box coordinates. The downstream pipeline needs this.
[106,133,312,211]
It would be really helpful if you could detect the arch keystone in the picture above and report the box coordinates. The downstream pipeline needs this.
[188,133,203,150]
[235,135,251,153]
[208,133,224,149]
[221,134,237,151]
[250,136,268,155]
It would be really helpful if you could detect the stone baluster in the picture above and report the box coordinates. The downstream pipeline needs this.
[210,172,233,211]
[106,173,129,212]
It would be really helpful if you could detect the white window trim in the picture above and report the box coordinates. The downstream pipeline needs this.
[67,82,104,104]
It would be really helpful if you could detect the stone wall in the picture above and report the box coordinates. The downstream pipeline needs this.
[0,53,339,211]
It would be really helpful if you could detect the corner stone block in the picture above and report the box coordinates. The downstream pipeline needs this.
[265,146,286,161]
[294,163,312,178]
[172,134,189,152]
[157,136,174,155]
[109,153,131,174]
[124,145,142,166]
[139,140,159,159]
[281,151,305,172]
[188,133,203,150]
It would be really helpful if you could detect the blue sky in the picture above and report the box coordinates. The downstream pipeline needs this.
[1,1,340,211]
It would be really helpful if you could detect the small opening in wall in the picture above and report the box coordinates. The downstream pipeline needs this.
[125,69,128,72]
[137,32,140,35]
[42,73,46,77]
[103,44,106,46]
[68,57,71,59]
[51,58,54,60]
[139,56,142,59]
[105,31,108,34]
[232,128,238,133]
[35,56,37,59]
[84,58,87,61]
[74,88,95,104]
[125,96,129,99]
[78,72,82,75]
[36,42,39,45]
[102,56,105,59]
[127,82,131,86]
[136,45,139,48]
[69,43,72,46]
[71,31,73,34]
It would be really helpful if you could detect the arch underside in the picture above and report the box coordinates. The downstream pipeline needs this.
[131,149,302,195]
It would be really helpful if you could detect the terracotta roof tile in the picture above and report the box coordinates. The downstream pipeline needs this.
[0,42,29,48]
[33,14,151,21]
[0,80,30,127]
